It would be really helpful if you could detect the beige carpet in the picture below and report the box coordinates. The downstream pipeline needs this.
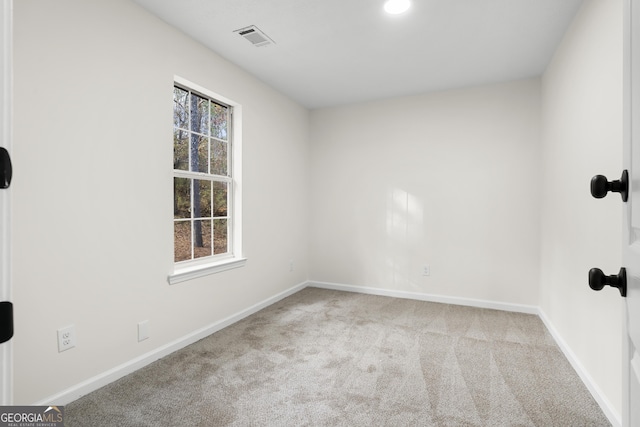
[66,287,611,426]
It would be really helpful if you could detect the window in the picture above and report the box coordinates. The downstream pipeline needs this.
[170,78,244,284]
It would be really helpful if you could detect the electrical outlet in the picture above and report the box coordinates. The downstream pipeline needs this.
[138,320,149,342]
[289,259,294,272]
[57,325,76,352]
[422,265,430,276]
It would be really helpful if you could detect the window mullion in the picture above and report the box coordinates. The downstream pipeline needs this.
[228,179,232,257]
[187,91,192,173]
[227,109,232,177]
[173,169,231,182]
[190,178,195,261]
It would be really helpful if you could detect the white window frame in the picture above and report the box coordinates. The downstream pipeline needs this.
[169,76,245,285]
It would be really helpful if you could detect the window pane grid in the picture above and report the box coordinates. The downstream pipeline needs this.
[174,84,232,264]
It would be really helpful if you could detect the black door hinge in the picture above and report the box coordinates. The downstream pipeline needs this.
[0,301,13,344]
[0,147,11,189]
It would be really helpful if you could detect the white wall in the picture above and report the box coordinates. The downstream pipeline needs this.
[309,79,542,306]
[10,0,624,419]
[12,0,309,404]
[540,0,623,420]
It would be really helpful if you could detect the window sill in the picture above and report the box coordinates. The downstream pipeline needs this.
[168,257,247,285]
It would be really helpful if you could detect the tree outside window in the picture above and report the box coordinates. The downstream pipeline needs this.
[173,85,232,263]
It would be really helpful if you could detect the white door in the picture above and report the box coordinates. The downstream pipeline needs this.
[0,0,12,406]
[624,0,640,425]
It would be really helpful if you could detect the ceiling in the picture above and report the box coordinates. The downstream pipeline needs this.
[133,0,585,109]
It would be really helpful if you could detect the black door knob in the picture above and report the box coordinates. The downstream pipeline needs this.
[588,267,627,297]
[590,170,628,201]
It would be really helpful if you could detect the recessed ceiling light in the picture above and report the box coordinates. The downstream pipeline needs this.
[384,0,411,15]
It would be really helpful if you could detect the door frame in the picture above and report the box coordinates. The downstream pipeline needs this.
[0,0,13,406]
[623,0,640,425]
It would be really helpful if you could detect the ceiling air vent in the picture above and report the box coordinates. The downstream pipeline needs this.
[234,25,275,47]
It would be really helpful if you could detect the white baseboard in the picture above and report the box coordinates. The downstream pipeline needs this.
[309,280,539,314]
[537,308,621,427]
[34,280,309,406]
